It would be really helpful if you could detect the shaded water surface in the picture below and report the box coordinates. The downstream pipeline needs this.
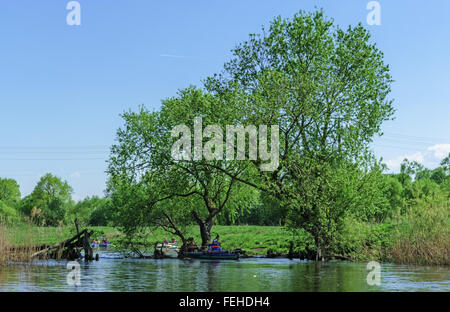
[0,252,448,292]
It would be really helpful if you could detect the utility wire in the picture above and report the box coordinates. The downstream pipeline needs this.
[0,157,106,161]
[383,132,450,142]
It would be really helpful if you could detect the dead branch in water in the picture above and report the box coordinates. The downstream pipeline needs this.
[7,225,97,262]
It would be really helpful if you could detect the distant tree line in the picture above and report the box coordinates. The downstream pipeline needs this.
[0,154,448,251]
[0,173,112,227]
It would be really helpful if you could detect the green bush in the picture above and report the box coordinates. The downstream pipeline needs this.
[336,215,393,261]
[0,201,20,225]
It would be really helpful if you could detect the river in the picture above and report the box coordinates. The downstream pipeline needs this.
[0,251,448,292]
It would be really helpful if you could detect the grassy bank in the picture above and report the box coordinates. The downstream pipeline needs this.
[0,224,115,265]
[1,225,296,256]
[93,225,295,256]
[1,209,448,264]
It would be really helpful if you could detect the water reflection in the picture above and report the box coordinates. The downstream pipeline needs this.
[0,253,448,292]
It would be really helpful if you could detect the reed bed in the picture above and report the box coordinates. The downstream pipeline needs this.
[0,223,68,265]
[1,224,36,265]
[387,201,450,265]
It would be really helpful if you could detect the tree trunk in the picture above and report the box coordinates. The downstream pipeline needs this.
[83,231,94,261]
[288,241,294,259]
[314,232,324,262]
[192,210,218,249]
[199,221,213,249]
[315,245,322,261]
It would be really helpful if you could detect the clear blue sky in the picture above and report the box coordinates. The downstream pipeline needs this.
[0,0,449,201]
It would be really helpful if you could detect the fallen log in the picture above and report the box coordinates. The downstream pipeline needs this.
[29,229,96,261]
[29,229,88,259]
[6,226,98,262]
[131,246,152,259]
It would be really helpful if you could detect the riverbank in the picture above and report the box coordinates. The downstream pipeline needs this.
[1,224,292,256]
[2,214,448,265]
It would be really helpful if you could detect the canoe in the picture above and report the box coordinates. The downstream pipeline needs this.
[185,251,240,260]
[91,243,110,248]
[156,244,180,251]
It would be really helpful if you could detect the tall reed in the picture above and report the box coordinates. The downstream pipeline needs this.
[387,200,449,265]
[0,222,53,265]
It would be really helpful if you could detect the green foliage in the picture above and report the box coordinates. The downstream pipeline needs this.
[0,201,20,225]
[20,173,74,226]
[0,178,21,208]
[107,174,156,236]
[283,158,392,258]
[335,157,449,264]
[380,174,404,219]
[440,178,450,200]
[0,178,22,224]
[215,184,287,226]
[440,153,450,174]
[408,178,441,201]
[336,215,393,261]
[204,10,394,259]
[228,192,287,226]
[88,198,113,226]
[68,196,112,226]
[400,159,424,179]
[107,88,250,246]
[430,167,447,184]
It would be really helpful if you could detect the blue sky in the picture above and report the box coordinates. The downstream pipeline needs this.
[0,0,449,201]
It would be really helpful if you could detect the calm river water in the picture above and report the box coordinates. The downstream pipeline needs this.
[0,251,448,292]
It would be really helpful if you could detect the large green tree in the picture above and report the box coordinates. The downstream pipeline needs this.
[108,10,394,258]
[21,174,74,226]
[0,178,21,208]
[203,10,394,259]
[108,88,249,247]
[0,178,21,223]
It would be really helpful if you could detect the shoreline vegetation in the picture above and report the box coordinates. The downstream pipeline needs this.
[1,201,448,265]
[0,10,449,267]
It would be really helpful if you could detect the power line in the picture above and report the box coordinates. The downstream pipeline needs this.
[372,144,428,152]
[383,132,450,142]
[0,151,108,154]
[0,144,110,148]
[381,137,441,145]
[0,157,107,161]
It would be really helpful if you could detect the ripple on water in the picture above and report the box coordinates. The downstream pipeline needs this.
[0,255,448,292]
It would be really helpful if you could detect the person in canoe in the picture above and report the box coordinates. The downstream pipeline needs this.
[91,238,101,247]
[163,237,169,245]
[186,237,199,252]
[208,235,222,252]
